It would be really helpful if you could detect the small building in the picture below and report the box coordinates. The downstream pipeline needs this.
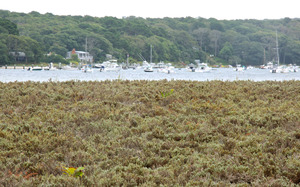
[9,52,26,62]
[66,48,93,63]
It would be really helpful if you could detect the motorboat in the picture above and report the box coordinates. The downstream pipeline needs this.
[287,64,298,72]
[194,63,212,73]
[102,60,121,72]
[270,65,289,73]
[28,66,43,71]
[152,61,166,69]
[157,63,175,74]
[144,66,153,72]
[81,65,93,73]
[235,64,245,72]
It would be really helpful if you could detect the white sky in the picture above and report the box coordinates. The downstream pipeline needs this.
[1,0,299,20]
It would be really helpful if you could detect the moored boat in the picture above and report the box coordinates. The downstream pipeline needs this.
[144,66,153,72]
[194,63,212,73]
[28,66,43,71]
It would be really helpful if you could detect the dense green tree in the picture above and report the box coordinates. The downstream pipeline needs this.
[1,10,300,65]
[284,40,300,64]
[0,41,10,65]
[49,44,68,57]
[209,30,222,57]
[219,42,233,61]
[42,53,67,63]
[0,18,19,35]
[209,18,224,32]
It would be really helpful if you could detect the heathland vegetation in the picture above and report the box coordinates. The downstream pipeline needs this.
[0,80,299,186]
[1,10,300,66]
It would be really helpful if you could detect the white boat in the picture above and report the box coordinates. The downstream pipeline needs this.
[28,66,43,71]
[194,63,212,73]
[153,61,166,69]
[143,45,155,72]
[158,63,175,74]
[102,60,121,72]
[287,64,298,72]
[144,66,153,72]
[266,62,274,69]
[81,37,93,73]
[43,62,57,71]
[187,63,196,72]
[271,31,290,73]
[94,63,104,68]
[235,64,245,72]
[271,65,289,73]
[81,65,93,73]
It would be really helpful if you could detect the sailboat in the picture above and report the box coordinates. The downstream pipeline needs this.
[82,37,93,73]
[271,31,288,73]
[144,45,154,72]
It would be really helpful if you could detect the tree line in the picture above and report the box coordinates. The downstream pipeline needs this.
[0,10,300,66]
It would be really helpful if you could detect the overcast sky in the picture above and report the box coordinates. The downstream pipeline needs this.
[1,0,299,20]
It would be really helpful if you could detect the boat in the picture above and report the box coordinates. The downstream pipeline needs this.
[143,45,154,72]
[271,65,289,73]
[260,62,274,69]
[102,60,121,72]
[271,31,289,73]
[43,62,57,71]
[144,66,154,72]
[158,63,175,74]
[94,63,104,68]
[153,61,166,69]
[287,64,298,72]
[94,64,105,72]
[235,64,245,72]
[266,62,274,69]
[28,66,43,71]
[194,63,212,73]
[82,37,93,73]
[81,65,93,73]
[158,67,175,74]
[187,63,196,72]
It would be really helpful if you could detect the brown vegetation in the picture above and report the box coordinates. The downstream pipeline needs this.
[0,80,299,186]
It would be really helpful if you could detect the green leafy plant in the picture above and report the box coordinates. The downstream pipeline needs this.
[63,167,84,178]
[161,89,174,98]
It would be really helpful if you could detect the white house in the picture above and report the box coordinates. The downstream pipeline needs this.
[66,49,93,63]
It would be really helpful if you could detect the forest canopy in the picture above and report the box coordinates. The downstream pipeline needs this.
[0,10,300,66]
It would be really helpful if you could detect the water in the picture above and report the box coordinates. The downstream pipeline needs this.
[0,68,299,82]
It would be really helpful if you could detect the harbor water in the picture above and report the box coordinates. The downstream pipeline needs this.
[0,68,300,82]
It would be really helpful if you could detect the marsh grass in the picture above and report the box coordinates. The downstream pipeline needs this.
[0,80,299,186]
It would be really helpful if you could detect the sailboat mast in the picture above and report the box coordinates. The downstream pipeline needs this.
[263,48,266,65]
[127,54,129,67]
[150,45,152,64]
[276,31,280,66]
[85,37,87,64]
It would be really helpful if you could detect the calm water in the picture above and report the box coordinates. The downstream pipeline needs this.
[1,68,300,82]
